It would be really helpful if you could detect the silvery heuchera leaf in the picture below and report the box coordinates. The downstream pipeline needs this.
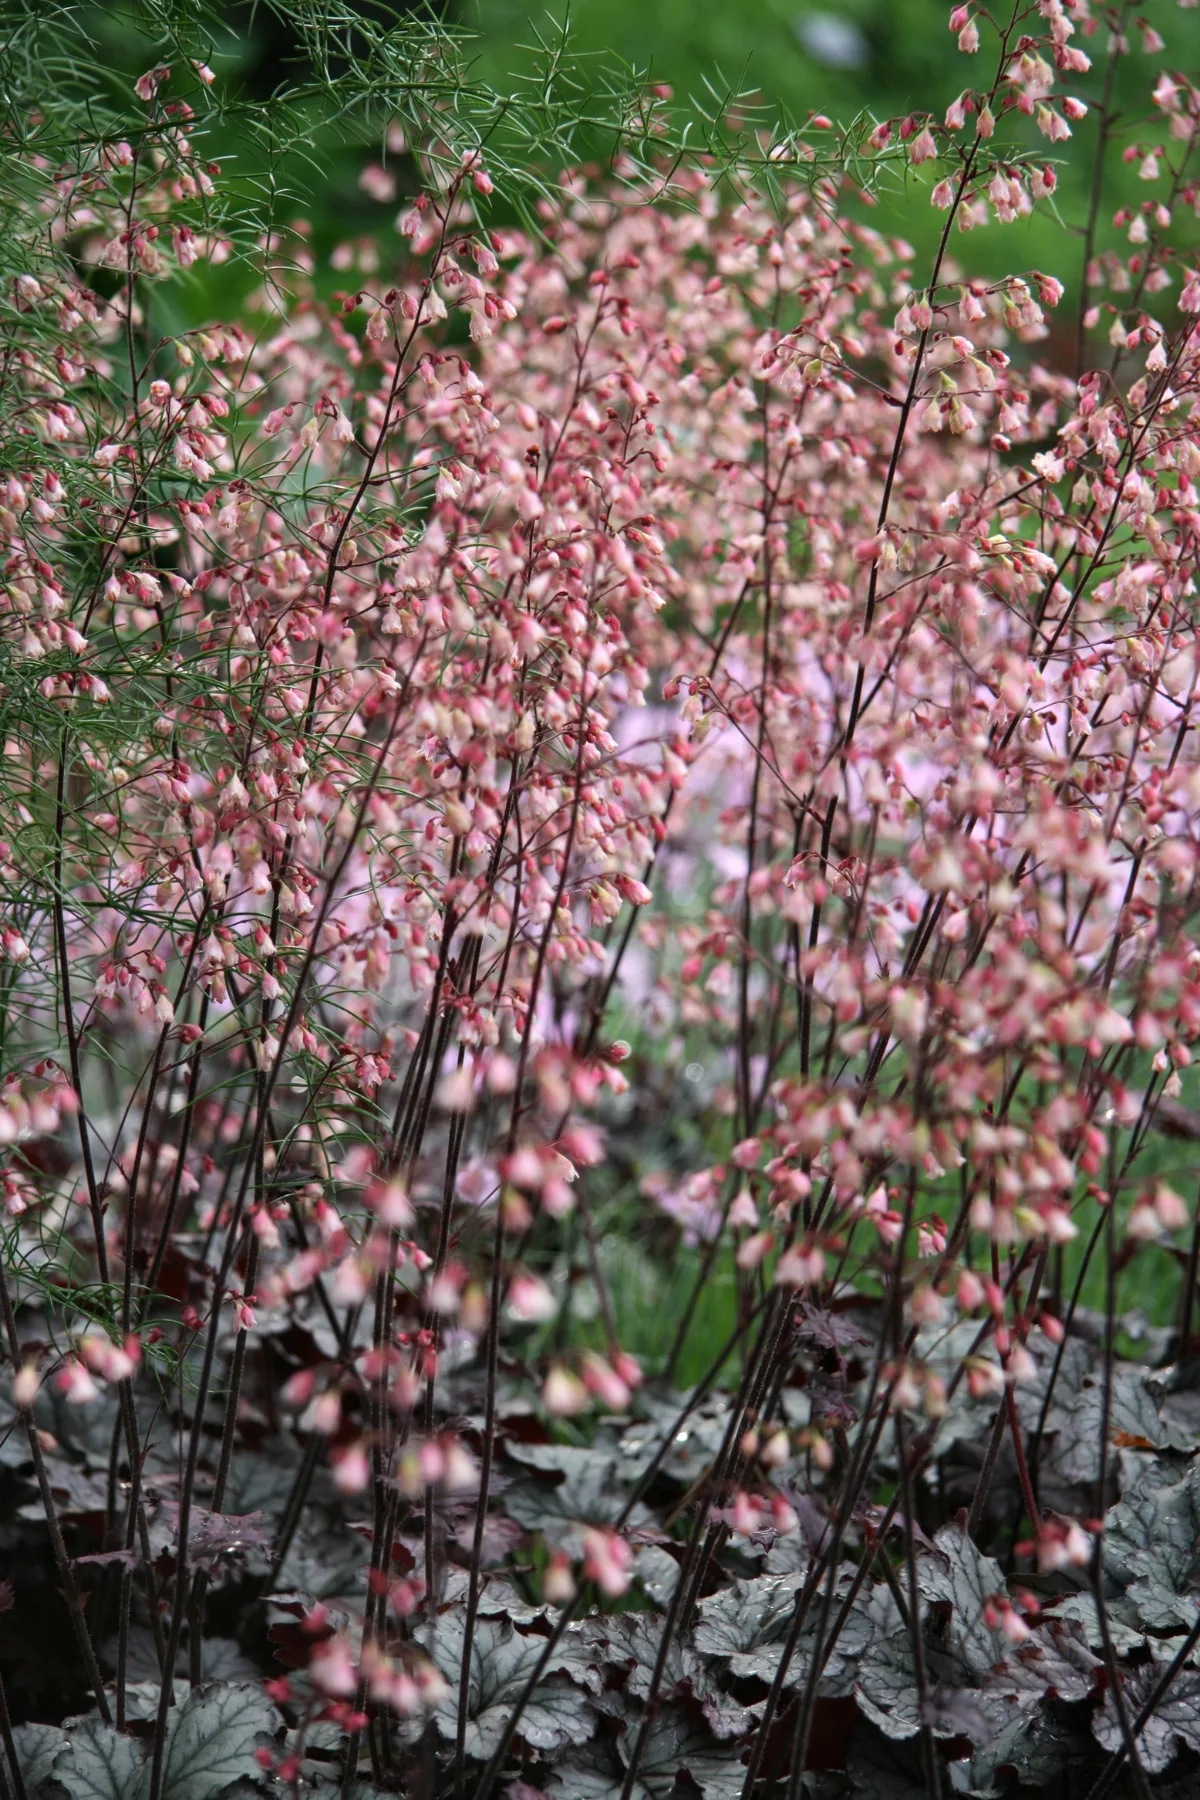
[918,1323,1004,1463]
[600,1613,757,1741]
[862,1531,1098,1763]
[215,1444,302,1518]
[620,1703,749,1800]
[438,1567,552,1624]
[633,1544,682,1605]
[922,1528,1101,1710]
[74,1551,137,1572]
[917,1523,1008,1682]
[699,1690,761,1744]
[18,1460,111,1522]
[854,1631,972,1742]
[944,1700,1077,1799]
[989,1619,1101,1706]
[1091,1663,1200,1775]
[0,1391,38,1469]
[286,1717,346,1773]
[841,1721,928,1800]
[857,1638,1069,1786]
[502,1444,651,1550]
[192,1638,263,1681]
[1103,1460,1200,1632]
[157,1681,283,1800]
[1160,1362,1200,1443]
[429,1615,599,1760]
[803,1579,881,1698]
[273,1526,365,1604]
[553,1618,620,1700]
[102,1626,162,1687]
[1047,1368,1170,1487]
[605,1613,708,1701]
[145,1502,271,1572]
[1012,1332,1093,1435]
[56,1719,145,1800]
[692,1567,870,1694]
[693,1573,802,1673]
[546,1736,627,1800]
[763,1533,814,1576]
[36,1386,122,1471]
[1049,1592,1147,1656]
[779,1387,815,1432]
[119,1683,190,1723]
[919,1686,990,1743]
[491,1677,594,1760]
[12,1723,68,1797]
[619,1393,734,1486]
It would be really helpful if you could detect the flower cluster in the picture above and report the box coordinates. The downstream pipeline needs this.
[5,4,1200,1797]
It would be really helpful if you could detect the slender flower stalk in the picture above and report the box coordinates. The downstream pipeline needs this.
[5,4,1200,1796]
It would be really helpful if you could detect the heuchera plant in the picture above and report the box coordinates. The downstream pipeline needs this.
[5,1,1200,1797]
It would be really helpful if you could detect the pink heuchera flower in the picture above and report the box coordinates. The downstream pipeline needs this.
[6,4,1200,1770]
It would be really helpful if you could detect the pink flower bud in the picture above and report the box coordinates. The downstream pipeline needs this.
[332,1443,370,1493]
[12,1363,39,1409]
[544,1551,576,1604]
[506,1272,558,1323]
[581,1352,632,1411]
[582,1528,631,1597]
[311,1635,357,1697]
[543,1366,589,1416]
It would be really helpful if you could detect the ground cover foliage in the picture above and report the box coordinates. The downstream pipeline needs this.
[4,3,1200,1798]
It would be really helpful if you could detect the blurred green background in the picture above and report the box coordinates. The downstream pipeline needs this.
[84,0,1200,353]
